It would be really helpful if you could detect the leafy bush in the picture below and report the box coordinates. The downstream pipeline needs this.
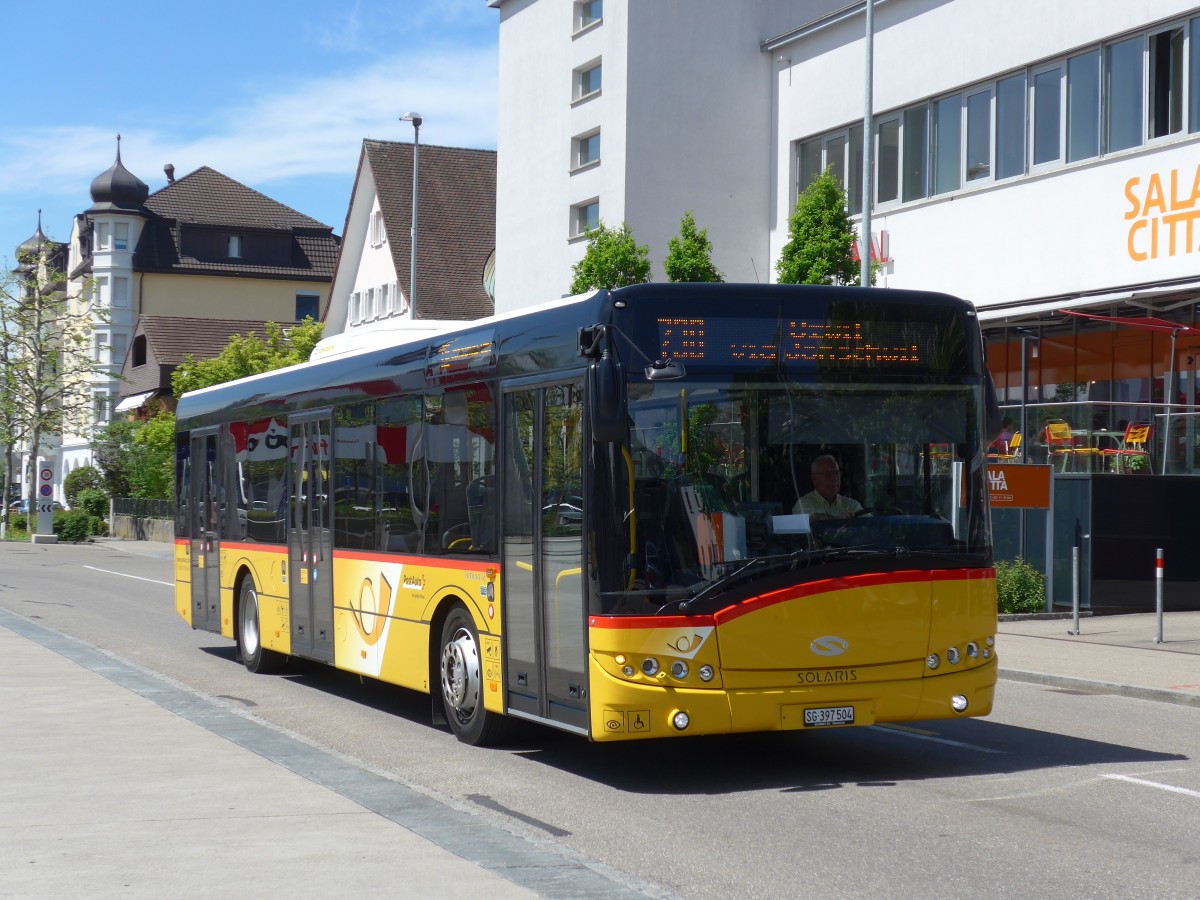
[995,558,1046,614]
[63,465,106,507]
[76,488,110,520]
[54,509,92,543]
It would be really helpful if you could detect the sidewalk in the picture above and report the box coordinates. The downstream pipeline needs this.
[997,610,1200,707]
[0,607,651,900]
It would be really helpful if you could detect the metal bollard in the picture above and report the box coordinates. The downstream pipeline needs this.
[1155,548,1164,644]
[1069,546,1080,635]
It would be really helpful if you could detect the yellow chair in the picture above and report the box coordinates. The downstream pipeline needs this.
[1044,421,1092,471]
[1101,423,1152,473]
[989,432,1022,461]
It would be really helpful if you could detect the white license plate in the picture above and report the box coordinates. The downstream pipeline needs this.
[803,706,855,727]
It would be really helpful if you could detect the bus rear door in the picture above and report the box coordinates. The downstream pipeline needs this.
[288,413,334,663]
[502,382,588,734]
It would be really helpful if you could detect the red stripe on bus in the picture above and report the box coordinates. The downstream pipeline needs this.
[589,568,994,630]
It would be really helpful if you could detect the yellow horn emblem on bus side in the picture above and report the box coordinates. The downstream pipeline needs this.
[351,573,393,645]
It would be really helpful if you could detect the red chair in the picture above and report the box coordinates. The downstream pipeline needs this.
[1100,423,1152,473]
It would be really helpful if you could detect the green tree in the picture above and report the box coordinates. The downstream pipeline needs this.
[776,167,865,286]
[63,464,106,507]
[171,317,323,397]
[92,419,140,498]
[664,211,723,283]
[569,222,652,294]
[0,244,105,521]
[132,411,177,499]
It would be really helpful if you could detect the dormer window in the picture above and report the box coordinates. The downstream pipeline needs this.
[228,234,243,258]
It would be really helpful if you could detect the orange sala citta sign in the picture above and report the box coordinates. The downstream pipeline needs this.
[1124,165,1200,262]
[986,464,1051,509]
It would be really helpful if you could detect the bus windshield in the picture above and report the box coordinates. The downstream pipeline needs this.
[596,378,991,615]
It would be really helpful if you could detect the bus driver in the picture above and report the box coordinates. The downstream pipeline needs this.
[794,454,862,520]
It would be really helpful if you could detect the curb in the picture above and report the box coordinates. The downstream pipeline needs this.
[998,668,1200,708]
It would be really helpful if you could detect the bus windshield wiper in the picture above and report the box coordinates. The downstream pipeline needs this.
[656,546,888,615]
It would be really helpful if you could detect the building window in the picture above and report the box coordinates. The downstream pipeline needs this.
[349,292,361,324]
[572,130,601,170]
[113,276,129,308]
[575,0,602,32]
[876,118,900,204]
[1149,26,1184,139]
[96,223,111,251]
[932,95,961,195]
[1032,65,1064,166]
[902,105,928,202]
[228,234,243,258]
[571,200,599,237]
[296,293,319,321]
[379,283,392,316]
[798,138,822,193]
[94,334,109,363]
[1105,36,1143,152]
[111,334,127,365]
[370,209,386,247]
[132,335,147,367]
[574,61,602,101]
[95,275,110,307]
[93,392,111,425]
[965,88,992,182]
[1191,18,1200,134]
[995,73,1026,180]
[365,287,376,320]
[114,222,129,251]
[1067,49,1101,161]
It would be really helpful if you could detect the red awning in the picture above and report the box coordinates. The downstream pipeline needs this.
[1058,310,1195,334]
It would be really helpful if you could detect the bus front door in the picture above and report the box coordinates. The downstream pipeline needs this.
[189,429,221,633]
[502,383,588,734]
[288,414,334,663]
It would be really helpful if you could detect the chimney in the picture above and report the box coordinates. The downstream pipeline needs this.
[164,163,175,184]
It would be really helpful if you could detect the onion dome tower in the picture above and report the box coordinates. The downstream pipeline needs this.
[88,134,149,213]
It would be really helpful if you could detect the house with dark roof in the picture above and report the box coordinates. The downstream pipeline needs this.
[52,140,340,483]
[117,316,292,416]
[323,139,495,343]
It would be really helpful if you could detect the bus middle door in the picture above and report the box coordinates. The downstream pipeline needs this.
[289,414,334,663]
[502,382,588,734]
[189,429,221,633]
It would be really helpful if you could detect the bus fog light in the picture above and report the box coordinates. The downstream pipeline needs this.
[947,646,961,665]
[926,653,941,670]
[670,660,689,679]
[622,665,635,678]
[642,657,660,676]
[966,642,980,658]
[672,710,690,731]
[951,694,969,713]
[983,648,991,660]
[986,636,995,648]
[698,664,714,682]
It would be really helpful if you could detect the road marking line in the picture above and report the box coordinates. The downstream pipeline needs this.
[870,724,1003,754]
[82,565,173,588]
[1102,774,1200,799]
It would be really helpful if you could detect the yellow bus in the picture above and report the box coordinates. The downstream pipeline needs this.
[174,283,1001,744]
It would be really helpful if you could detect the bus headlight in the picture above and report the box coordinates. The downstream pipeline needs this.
[966,642,980,658]
[947,646,961,665]
[671,710,690,731]
[642,657,660,676]
[670,660,689,679]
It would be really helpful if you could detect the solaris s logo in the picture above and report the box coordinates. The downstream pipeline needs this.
[810,635,849,657]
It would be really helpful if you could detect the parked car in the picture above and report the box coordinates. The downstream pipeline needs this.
[7,499,64,515]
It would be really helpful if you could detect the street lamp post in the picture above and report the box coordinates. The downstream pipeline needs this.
[860,0,874,288]
[400,112,422,312]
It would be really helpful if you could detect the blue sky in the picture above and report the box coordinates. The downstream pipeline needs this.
[1,0,498,269]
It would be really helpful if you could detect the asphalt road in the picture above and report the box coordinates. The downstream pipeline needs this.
[3,540,1198,898]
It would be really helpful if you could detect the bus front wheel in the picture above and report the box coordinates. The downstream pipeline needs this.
[239,578,284,674]
[438,604,505,745]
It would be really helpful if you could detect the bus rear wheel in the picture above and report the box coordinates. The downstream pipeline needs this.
[239,578,283,674]
[438,605,506,745]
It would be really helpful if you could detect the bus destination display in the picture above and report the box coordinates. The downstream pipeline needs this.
[656,316,944,368]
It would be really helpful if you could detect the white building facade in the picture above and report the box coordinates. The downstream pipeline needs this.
[493,0,1200,325]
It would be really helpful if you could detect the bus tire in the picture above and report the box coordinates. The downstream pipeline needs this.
[239,577,283,674]
[438,604,506,745]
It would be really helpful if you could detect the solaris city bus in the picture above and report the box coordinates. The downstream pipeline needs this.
[174,283,1002,744]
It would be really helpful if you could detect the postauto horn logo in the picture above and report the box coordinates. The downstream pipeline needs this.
[810,635,849,657]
